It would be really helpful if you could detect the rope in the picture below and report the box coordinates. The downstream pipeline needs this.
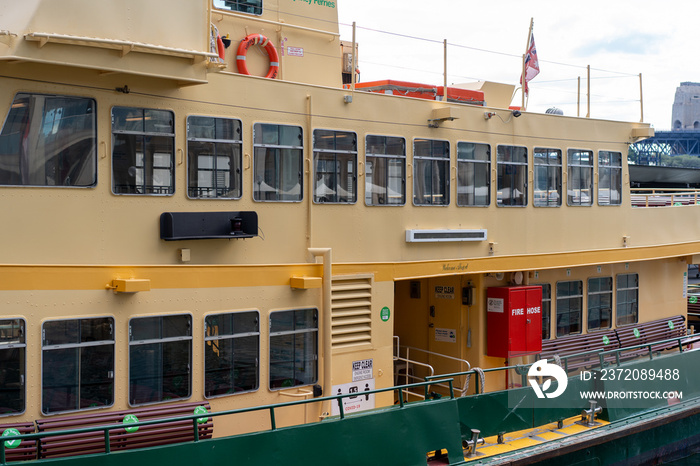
[462,367,485,396]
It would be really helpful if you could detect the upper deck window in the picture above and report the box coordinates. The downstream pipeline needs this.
[457,142,490,207]
[214,0,262,15]
[42,317,114,414]
[112,107,175,195]
[497,145,528,206]
[567,149,593,206]
[253,123,303,202]
[413,138,449,206]
[0,319,25,416]
[187,116,242,199]
[598,151,622,206]
[533,148,562,207]
[313,130,357,204]
[0,93,96,187]
[365,135,406,206]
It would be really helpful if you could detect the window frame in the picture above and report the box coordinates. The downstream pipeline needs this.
[187,115,243,200]
[536,284,552,340]
[252,123,304,202]
[598,150,622,206]
[312,129,358,204]
[496,145,528,207]
[41,317,115,415]
[111,106,175,196]
[204,310,260,398]
[456,141,491,207]
[616,273,639,326]
[0,318,26,417]
[365,134,406,206]
[0,93,97,188]
[555,280,583,337]
[213,0,262,15]
[533,147,562,207]
[587,277,613,331]
[128,314,193,406]
[567,148,594,206]
[268,308,318,391]
[412,138,450,206]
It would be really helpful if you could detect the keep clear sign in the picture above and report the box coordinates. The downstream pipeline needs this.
[352,359,373,382]
[331,379,375,416]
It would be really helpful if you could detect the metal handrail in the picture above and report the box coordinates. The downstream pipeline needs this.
[598,335,697,367]
[0,377,457,465]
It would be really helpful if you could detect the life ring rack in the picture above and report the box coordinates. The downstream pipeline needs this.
[236,34,279,79]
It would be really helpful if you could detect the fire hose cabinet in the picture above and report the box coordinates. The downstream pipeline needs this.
[486,286,543,358]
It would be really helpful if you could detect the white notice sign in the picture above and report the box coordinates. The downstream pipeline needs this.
[331,379,375,416]
[487,297,504,313]
[435,328,457,343]
[352,359,373,382]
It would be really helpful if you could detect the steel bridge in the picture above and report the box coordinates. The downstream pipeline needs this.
[630,130,700,164]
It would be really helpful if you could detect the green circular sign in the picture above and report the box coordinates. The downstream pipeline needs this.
[602,335,610,345]
[2,428,21,449]
[194,406,209,425]
[123,414,139,433]
[668,321,675,330]
[380,306,390,322]
[690,296,698,304]
[633,328,641,338]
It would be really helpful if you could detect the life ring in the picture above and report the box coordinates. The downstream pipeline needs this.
[236,34,279,79]
[216,35,225,61]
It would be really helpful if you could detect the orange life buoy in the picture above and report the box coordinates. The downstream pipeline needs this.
[236,34,279,79]
[216,35,225,61]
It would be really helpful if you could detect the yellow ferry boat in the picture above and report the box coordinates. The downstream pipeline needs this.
[0,1,698,465]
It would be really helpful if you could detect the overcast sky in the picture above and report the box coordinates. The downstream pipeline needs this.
[337,1,694,129]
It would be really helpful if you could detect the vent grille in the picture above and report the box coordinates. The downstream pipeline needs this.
[331,275,373,350]
[406,229,487,242]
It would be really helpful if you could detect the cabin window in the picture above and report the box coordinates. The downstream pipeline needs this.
[187,116,242,199]
[204,311,259,397]
[588,277,613,330]
[41,317,114,414]
[129,315,192,405]
[496,145,528,206]
[112,107,175,195]
[313,130,357,204]
[533,148,562,207]
[567,149,593,206]
[365,135,406,206]
[536,284,552,340]
[457,142,490,206]
[213,0,262,15]
[253,123,303,201]
[598,151,622,206]
[269,309,318,390]
[0,319,25,416]
[0,93,96,187]
[555,280,583,337]
[413,138,449,205]
[616,273,639,326]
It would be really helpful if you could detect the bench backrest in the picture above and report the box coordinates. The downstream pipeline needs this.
[0,422,37,462]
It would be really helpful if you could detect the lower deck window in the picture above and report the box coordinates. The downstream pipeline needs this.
[538,284,551,340]
[205,312,259,397]
[42,317,114,414]
[616,273,639,326]
[269,309,318,389]
[129,315,192,405]
[556,281,583,337]
[588,277,613,330]
[0,319,25,416]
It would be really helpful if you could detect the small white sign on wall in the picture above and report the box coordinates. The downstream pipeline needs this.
[331,379,375,416]
[435,328,457,343]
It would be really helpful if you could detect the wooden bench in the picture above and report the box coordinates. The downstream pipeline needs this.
[539,329,619,373]
[0,421,37,462]
[35,401,213,459]
[614,315,687,361]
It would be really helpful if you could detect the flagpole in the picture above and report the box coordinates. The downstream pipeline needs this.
[522,18,534,111]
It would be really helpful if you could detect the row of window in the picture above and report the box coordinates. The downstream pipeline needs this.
[0,309,318,417]
[0,94,623,207]
[538,273,639,340]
